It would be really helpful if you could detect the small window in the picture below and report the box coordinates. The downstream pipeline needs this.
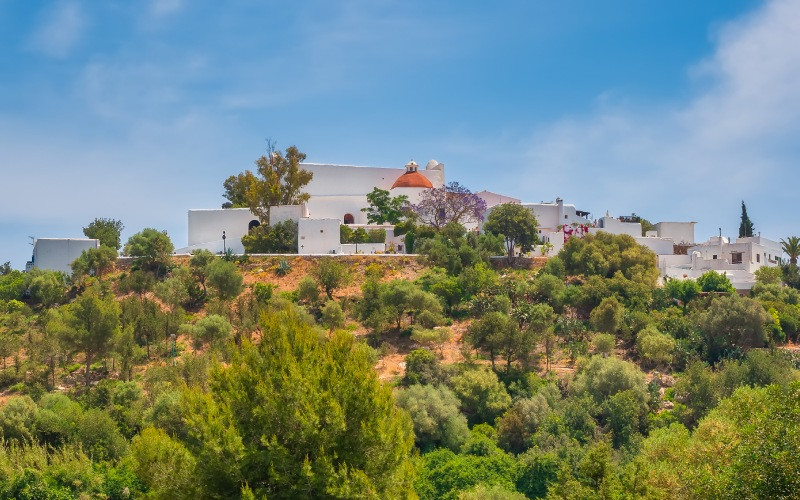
[756,254,760,263]
[248,220,261,231]
[343,213,355,224]
[564,215,568,219]
[713,254,717,260]
[731,252,743,264]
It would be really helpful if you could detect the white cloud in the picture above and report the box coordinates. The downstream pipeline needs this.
[28,1,85,58]
[149,0,184,18]
[513,0,800,238]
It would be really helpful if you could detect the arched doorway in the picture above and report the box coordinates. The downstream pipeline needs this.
[343,213,355,224]
[248,220,261,231]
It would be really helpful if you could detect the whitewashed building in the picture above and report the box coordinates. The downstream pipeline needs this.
[182,159,444,255]
[301,160,444,225]
[27,238,99,274]
[659,235,782,290]
[652,222,696,245]
[522,198,592,236]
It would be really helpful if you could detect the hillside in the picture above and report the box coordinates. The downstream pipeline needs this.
[1,230,799,498]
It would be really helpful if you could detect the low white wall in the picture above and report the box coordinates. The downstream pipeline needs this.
[33,238,99,274]
[663,266,757,290]
[340,243,386,254]
[298,218,341,254]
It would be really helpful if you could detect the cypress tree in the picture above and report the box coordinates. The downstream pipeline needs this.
[739,201,755,238]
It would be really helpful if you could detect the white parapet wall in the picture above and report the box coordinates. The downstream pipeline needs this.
[298,218,341,254]
[31,238,99,274]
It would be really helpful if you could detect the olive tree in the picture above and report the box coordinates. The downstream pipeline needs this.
[483,203,539,263]
[124,228,174,275]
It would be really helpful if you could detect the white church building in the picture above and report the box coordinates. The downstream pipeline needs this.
[180,159,445,255]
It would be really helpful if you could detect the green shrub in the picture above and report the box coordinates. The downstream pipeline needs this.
[395,384,469,452]
[591,333,616,357]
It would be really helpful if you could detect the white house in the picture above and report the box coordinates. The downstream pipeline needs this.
[660,235,782,289]
[687,235,781,272]
[534,212,697,259]
[27,238,99,274]
[653,222,696,245]
[523,198,592,234]
[593,215,641,238]
[519,198,592,243]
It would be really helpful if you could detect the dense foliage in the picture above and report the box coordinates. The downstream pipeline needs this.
[0,228,799,498]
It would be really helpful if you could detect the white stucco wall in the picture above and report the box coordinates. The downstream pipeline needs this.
[595,217,642,238]
[534,231,566,256]
[298,218,341,254]
[187,208,258,254]
[270,205,306,225]
[520,199,591,233]
[635,237,674,256]
[655,222,696,245]
[306,196,370,224]
[739,236,782,265]
[32,238,99,274]
[688,236,782,273]
[659,236,782,290]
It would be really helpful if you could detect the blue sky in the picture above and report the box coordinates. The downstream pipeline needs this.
[2,0,799,268]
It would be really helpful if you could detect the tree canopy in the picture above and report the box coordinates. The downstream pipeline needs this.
[411,182,486,229]
[181,306,415,498]
[781,236,800,265]
[224,143,313,223]
[560,232,658,286]
[483,203,539,262]
[362,188,409,225]
[83,218,124,250]
[123,228,174,275]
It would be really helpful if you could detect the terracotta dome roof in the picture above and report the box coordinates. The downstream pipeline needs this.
[391,170,433,189]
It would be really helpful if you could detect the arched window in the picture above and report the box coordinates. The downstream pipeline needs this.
[343,213,355,224]
[248,220,261,231]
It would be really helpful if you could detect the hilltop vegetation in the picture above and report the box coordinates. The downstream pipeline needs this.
[1,222,800,498]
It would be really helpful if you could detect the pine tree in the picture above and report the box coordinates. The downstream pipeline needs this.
[739,201,755,238]
[181,305,415,498]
